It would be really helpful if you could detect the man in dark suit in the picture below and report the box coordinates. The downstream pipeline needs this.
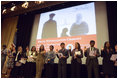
[57,43,69,78]
[84,40,100,78]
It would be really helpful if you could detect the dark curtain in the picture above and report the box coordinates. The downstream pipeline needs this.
[106,1,117,48]
[16,14,35,51]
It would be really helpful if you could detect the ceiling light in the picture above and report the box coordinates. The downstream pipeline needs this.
[35,1,44,4]
[22,1,29,9]
[11,5,16,11]
[10,3,16,11]
[2,8,7,14]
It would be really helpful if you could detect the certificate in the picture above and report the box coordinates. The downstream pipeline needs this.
[28,56,34,61]
[57,53,63,57]
[89,50,96,57]
[19,58,26,64]
[75,51,81,55]
[110,54,117,61]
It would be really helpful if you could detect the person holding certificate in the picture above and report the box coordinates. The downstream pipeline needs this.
[25,46,37,78]
[71,42,83,78]
[45,45,56,78]
[13,46,25,78]
[101,41,114,78]
[57,42,69,78]
[36,45,46,78]
[84,40,100,78]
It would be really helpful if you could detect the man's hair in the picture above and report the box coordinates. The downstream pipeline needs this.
[50,45,54,49]
[60,42,65,46]
[90,40,95,44]
[2,45,7,48]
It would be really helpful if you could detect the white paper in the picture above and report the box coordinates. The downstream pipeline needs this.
[110,54,117,61]
[75,51,81,55]
[28,56,34,61]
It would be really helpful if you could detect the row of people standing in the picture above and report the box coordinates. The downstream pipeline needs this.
[1,40,117,78]
[56,40,100,78]
[55,40,116,78]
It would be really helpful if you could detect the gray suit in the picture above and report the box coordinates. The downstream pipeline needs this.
[84,47,100,78]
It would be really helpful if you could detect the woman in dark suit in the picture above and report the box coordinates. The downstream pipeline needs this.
[71,42,83,78]
[101,41,114,78]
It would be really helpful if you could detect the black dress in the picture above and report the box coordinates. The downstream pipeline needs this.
[101,50,114,76]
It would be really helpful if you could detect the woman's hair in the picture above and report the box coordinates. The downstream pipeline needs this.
[31,46,36,51]
[39,45,45,52]
[75,42,81,51]
[18,46,22,52]
[104,41,112,52]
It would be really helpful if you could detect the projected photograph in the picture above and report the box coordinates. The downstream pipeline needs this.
[36,2,97,51]
[37,2,96,39]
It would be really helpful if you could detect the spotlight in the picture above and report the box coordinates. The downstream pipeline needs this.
[35,1,44,4]
[2,8,7,14]
[11,6,16,11]
[10,3,16,11]
[22,1,29,9]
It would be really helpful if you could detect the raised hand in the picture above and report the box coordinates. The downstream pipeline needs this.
[56,49,58,53]
[84,46,87,52]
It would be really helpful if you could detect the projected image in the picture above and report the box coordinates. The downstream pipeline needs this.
[61,28,69,37]
[70,13,89,36]
[42,13,57,39]
[37,2,96,39]
[36,2,97,51]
